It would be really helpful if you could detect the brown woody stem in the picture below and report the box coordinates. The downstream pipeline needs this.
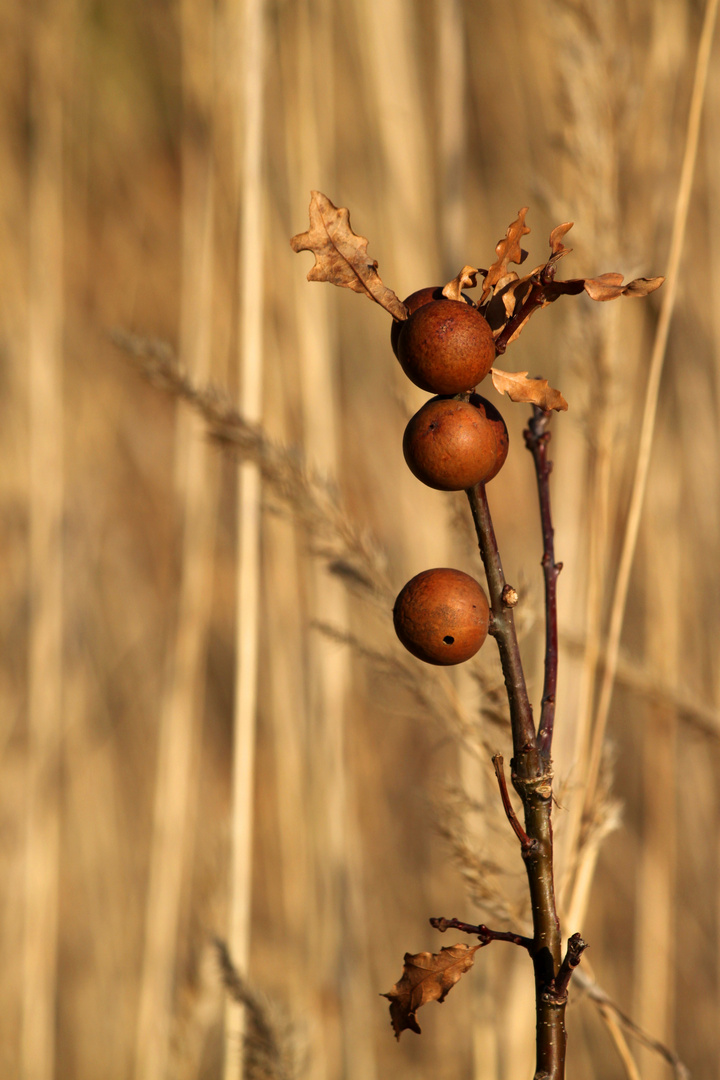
[524,408,562,759]
[491,258,583,356]
[465,484,539,774]
[467,478,570,1080]
[493,282,546,355]
[430,916,532,951]
[492,754,536,852]
[553,933,589,999]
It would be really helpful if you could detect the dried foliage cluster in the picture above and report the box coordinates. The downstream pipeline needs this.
[292,191,663,412]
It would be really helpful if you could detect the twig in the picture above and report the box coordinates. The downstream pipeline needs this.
[492,754,536,853]
[524,408,562,758]
[430,917,532,951]
[552,933,588,999]
[467,481,565,1078]
[491,253,581,356]
[465,483,538,774]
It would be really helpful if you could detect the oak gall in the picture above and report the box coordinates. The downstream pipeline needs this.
[393,568,490,665]
[391,287,478,358]
[397,299,495,394]
[390,287,444,358]
[403,394,508,490]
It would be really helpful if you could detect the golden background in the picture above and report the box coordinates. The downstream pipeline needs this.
[2,1,718,1078]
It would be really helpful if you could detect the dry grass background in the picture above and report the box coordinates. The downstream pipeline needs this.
[2,1,719,1078]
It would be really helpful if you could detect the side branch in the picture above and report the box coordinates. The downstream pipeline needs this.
[523,408,562,758]
[430,917,532,951]
[492,754,537,853]
[466,483,539,778]
[493,282,548,356]
[552,933,589,1000]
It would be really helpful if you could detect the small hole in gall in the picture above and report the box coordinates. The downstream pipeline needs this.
[443,635,454,645]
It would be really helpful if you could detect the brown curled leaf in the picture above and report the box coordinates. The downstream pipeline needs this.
[478,210,664,353]
[490,369,568,412]
[549,221,574,256]
[481,208,531,303]
[290,191,407,320]
[381,943,481,1039]
[442,265,480,302]
[499,274,531,319]
[583,274,665,301]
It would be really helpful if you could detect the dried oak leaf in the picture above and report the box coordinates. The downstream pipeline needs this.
[480,207,530,303]
[549,221,574,257]
[483,216,664,357]
[582,273,665,301]
[442,265,480,302]
[490,369,568,412]
[382,943,481,1039]
[290,191,407,320]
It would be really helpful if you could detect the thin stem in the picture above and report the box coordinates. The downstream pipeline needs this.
[465,483,539,777]
[467,480,569,1079]
[493,282,545,356]
[492,754,536,852]
[491,255,581,356]
[524,408,562,758]
[430,917,532,951]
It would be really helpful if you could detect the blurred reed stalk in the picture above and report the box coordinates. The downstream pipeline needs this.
[289,8,380,1080]
[133,2,218,1077]
[23,4,66,1078]
[632,450,679,1080]
[708,37,720,1080]
[225,0,266,1077]
[576,0,719,841]
[355,0,435,289]
[541,1,623,937]
[289,7,353,1080]
[436,0,466,278]
[566,0,719,932]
